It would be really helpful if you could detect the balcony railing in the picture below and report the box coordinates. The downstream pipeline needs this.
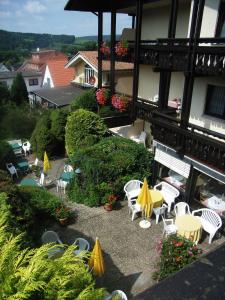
[151,116,225,172]
[101,37,225,76]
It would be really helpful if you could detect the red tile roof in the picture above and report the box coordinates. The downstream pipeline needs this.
[47,59,75,87]
[79,51,133,71]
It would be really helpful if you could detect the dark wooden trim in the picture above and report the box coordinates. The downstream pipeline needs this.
[168,0,179,38]
[131,0,143,120]
[97,11,103,88]
[184,165,198,203]
[132,15,135,29]
[110,10,116,95]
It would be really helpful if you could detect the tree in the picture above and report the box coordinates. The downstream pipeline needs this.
[50,109,68,155]
[71,89,98,112]
[65,109,108,156]
[11,72,28,105]
[0,82,10,105]
[30,113,55,159]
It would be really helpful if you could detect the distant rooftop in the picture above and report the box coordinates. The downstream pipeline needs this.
[0,71,42,80]
[32,84,87,107]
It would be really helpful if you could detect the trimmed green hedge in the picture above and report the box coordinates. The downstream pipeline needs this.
[68,136,153,207]
[71,88,98,112]
[65,109,108,156]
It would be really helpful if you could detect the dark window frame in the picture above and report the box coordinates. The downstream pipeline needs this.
[204,84,225,120]
[29,78,38,86]
[215,1,225,37]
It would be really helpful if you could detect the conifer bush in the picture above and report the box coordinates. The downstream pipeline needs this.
[68,136,153,206]
[71,88,98,112]
[65,109,108,156]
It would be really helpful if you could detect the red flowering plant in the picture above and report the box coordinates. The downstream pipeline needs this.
[115,40,128,57]
[153,235,202,281]
[111,94,130,112]
[100,42,110,55]
[96,88,109,106]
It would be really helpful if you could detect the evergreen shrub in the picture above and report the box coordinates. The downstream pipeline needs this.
[65,109,108,156]
[68,136,153,206]
[71,88,98,112]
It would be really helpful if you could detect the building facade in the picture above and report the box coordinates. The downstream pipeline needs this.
[65,0,225,215]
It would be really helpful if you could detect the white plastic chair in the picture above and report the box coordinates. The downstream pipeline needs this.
[39,172,45,186]
[128,198,142,221]
[111,290,128,300]
[22,141,31,156]
[192,208,222,244]
[41,231,64,258]
[154,181,180,213]
[6,163,18,179]
[153,204,168,224]
[41,230,63,244]
[29,157,39,168]
[64,164,73,172]
[130,131,147,147]
[124,179,143,201]
[56,179,68,194]
[162,216,177,236]
[174,202,191,217]
[73,238,90,255]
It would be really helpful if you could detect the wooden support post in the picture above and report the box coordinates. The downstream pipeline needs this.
[110,10,116,96]
[97,11,103,89]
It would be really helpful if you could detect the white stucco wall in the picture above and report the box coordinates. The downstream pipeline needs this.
[200,0,220,37]
[190,77,225,135]
[168,72,185,101]
[42,65,54,88]
[138,65,159,100]
[141,2,191,40]
[115,72,133,96]
[24,76,42,93]
[0,76,42,93]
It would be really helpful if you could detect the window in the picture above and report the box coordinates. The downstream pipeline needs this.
[216,2,225,37]
[84,64,95,85]
[29,78,38,86]
[204,85,225,120]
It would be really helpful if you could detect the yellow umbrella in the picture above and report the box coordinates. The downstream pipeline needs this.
[137,177,153,220]
[89,237,105,277]
[43,151,51,173]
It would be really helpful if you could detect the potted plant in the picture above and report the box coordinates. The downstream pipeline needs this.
[115,40,128,57]
[96,88,109,106]
[55,205,72,226]
[100,42,110,55]
[104,194,118,211]
[111,94,130,112]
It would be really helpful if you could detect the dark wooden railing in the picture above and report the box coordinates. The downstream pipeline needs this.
[102,37,225,75]
[151,116,225,172]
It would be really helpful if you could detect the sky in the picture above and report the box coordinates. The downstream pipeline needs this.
[0,0,132,37]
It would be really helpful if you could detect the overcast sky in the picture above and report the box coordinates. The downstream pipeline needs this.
[0,0,132,37]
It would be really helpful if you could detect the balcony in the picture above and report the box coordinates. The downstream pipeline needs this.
[151,116,225,173]
[102,37,225,76]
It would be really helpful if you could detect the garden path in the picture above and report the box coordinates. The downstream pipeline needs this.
[19,157,225,298]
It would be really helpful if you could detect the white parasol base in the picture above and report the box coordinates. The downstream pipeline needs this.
[139,219,151,229]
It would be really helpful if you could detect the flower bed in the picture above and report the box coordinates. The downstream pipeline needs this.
[153,235,203,281]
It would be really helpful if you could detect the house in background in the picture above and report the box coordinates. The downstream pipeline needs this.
[65,0,225,215]
[0,63,10,73]
[0,71,42,93]
[65,50,133,96]
[19,49,75,88]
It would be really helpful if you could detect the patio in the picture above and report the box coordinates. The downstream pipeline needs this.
[17,157,225,298]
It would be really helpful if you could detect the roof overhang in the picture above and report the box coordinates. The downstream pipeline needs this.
[65,52,98,73]
[64,0,137,12]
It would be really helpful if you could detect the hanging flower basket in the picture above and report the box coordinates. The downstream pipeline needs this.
[115,40,128,57]
[96,88,109,106]
[111,94,130,112]
[100,42,110,55]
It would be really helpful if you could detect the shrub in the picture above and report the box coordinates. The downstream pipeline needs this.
[31,110,68,159]
[65,109,108,156]
[10,72,28,105]
[68,136,153,206]
[0,140,16,169]
[30,112,55,159]
[153,235,203,281]
[0,220,105,300]
[0,103,39,140]
[71,88,98,112]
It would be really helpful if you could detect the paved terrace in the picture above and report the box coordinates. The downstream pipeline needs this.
[20,157,225,299]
